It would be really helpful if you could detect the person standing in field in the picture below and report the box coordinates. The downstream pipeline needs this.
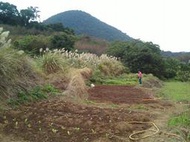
[138,71,143,84]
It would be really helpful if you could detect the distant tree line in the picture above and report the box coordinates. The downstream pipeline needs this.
[0,2,40,26]
[0,2,76,53]
[0,1,74,34]
[107,40,190,81]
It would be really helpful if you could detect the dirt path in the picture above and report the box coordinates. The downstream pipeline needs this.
[0,85,186,142]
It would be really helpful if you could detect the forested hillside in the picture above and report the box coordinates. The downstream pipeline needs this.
[43,10,133,41]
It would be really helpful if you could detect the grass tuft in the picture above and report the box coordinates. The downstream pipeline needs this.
[168,112,190,127]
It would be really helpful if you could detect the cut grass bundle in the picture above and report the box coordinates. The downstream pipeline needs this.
[64,68,92,101]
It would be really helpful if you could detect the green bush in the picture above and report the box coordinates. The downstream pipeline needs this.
[176,71,190,82]
[13,35,50,56]
[50,33,75,51]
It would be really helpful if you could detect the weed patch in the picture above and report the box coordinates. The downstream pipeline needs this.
[168,111,190,127]
[7,84,59,107]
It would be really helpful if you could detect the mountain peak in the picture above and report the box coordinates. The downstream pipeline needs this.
[43,10,133,41]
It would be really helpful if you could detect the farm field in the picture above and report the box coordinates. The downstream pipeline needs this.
[1,82,189,142]
[0,10,190,142]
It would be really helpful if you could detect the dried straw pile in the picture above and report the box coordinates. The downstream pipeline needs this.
[64,67,92,100]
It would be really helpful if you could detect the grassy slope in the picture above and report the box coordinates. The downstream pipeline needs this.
[159,81,190,141]
[160,81,190,102]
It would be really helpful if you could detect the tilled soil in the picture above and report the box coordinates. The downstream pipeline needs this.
[88,85,157,104]
[0,85,171,142]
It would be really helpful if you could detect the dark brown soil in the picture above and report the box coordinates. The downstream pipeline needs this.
[88,85,157,104]
[0,85,167,142]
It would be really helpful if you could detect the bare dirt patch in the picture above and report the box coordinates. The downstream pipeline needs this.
[88,85,157,104]
[0,85,176,142]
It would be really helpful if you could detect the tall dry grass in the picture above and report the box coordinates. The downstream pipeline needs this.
[0,27,41,100]
[39,48,125,76]
[0,48,40,98]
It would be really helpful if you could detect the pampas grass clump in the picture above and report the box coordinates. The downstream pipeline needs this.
[0,27,40,99]
[0,48,40,98]
[40,48,125,76]
[38,51,68,74]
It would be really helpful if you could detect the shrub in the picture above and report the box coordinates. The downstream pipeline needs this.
[175,63,190,82]
[50,33,75,51]
[176,71,190,82]
[13,35,50,56]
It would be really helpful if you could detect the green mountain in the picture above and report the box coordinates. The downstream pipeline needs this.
[162,51,190,57]
[161,51,190,63]
[43,10,133,41]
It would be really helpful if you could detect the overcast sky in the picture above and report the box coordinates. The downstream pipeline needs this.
[1,0,190,52]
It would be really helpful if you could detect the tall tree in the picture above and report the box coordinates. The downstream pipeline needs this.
[124,42,165,78]
[106,41,129,58]
[107,40,165,78]
[0,2,20,25]
[20,6,40,26]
